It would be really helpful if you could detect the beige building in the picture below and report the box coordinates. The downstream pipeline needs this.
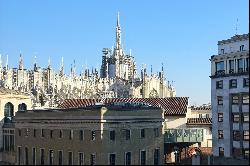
[14,102,164,165]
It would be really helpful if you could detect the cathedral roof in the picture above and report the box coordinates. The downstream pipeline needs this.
[59,97,189,116]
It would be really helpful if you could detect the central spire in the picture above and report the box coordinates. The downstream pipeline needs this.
[115,12,121,50]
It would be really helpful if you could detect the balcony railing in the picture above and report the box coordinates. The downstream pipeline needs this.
[229,69,234,74]
[215,70,225,76]
[164,128,203,143]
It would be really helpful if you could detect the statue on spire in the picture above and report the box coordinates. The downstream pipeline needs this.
[115,12,122,50]
[59,57,64,76]
[19,53,24,70]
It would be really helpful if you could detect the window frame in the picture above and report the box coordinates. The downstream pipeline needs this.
[109,153,116,165]
[78,152,84,165]
[140,129,145,138]
[218,130,224,139]
[216,80,223,89]
[242,94,249,104]
[218,113,223,122]
[243,130,249,141]
[68,151,73,165]
[49,149,54,165]
[217,96,223,105]
[243,113,249,123]
[232,113,240,123]
[124,152,132,165]
[233,130,240,141]
[140,150,146,165]
[109,130,115,141]
[219,147,224,157]
[229,79,237,88]
[243,78,249,87]
[91,130,96,141]
[58,150,63,165]
[232,95,239,105]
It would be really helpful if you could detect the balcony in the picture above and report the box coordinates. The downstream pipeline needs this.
[164,128,203,143]
[215,70,225,76]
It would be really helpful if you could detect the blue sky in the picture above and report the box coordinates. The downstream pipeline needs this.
[0,0,249,105]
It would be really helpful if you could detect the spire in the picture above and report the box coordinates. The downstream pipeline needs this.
[117,12,120,27]
[6,54,8,69]
[19,52,24,70]
[59,57,64,76]
[48,56,51,69]
[33,55,37,71]
[0,54,2,69]
[235,18,239,35]
[115,12,122,50]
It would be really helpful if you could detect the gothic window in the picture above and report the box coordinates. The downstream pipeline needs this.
[18,103,27,111]
[4,102,14,118]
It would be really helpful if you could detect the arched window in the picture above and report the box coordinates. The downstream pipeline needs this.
[18,103,27,111]
[4,102,14,118]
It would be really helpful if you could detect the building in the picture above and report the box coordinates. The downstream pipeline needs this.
[13,102,164,165]
[210,33,249,164]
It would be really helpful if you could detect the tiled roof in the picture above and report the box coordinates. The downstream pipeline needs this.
[187,118,212,125]
[59,97,189,115]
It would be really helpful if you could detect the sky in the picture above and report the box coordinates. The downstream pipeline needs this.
[0,0,249,105]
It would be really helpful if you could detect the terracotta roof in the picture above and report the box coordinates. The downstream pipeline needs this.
[187,118,212,125]
[59,97,189,115]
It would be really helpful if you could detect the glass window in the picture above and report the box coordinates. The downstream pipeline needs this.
[244,131,249,141]
[219,147,224,157]
[18,147,22,165]
[58,150,63,165]
[68,152,73,165]
[229,79,237,88]
[140,150,146,165]
[34,129,36,137]
[19,129,21,137]
[125,152,131,165]
[110,130,115,141]
[243,113,249,122]
[79,152,84,165]
[216,80,223,89]
[41,129,44,138]
[217,96,223,105]
[218,113,223,122]
[243,94,249,104]
[90,154,96,165]
[79,130,84,141]
[140,129,145,138]
[69,130,73,140]
[50,130,53,139]
[233,130,240,141]
[109,154,116,165]
[240,45,244,51]
[125,130,130,140]
[215,61,225,75]
[221,49,224,54]
[40,149,45,165]
[243,78,249,87]
[49,150,54,165]
[154,148,160,165]
[243,149,249,159]
[229,60,234,73]
[91,131,96,141]
[232,95,239,104]
[232,114,240,123]
[32,148,36,165]
[59,130,63,138]
[246,58,249,72]
[25,147,29,165]
[218,130,224,139]
[154,128,159,137]
[238,59,243,73]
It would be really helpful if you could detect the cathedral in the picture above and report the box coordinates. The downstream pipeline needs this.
[0,13,176,109]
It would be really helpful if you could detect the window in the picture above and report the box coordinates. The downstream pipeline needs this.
[90,154,96,165]
[79,130,84,141]
[154,148,160,165]
[238,59,243,73]
[199,114,202,118]
[68,152,73,165]
[41,129,44,138]
[79,152,84,165]
[221,49,224,54]
[58,150,63,165]
[243,113,249,122]
[154,128,159,137]
[59,130,63,138]
[32,148,36,165]
[243,78,249,87]
[218,113,223,122]
[18,147,22,165]
[125,152,131,165]
[19,129,21,136]
[50,130,53,139]
[34,129,36,137]
[216,80,223,89]
[40,149,45,165]
[233,130,240,141]
[246,58,249,72]
[140,129,145,138]
[140,150,146,165]
[229,60,234,73]
[219,147,224,157]
[69,130,73,140]
[244,131,249,140]
[206,114,210,118]
[229,79,237,88]
[215,61,225,75]
[243,149,249,159]
[110,130,115,141]
[232,114,240,123]
[4,102,14,119]
[240,45,244,51]
[109,153,116,165]
[25,128,29,136]
[232,95,239,104]
[25,147,29,165]
[18,103,27,111]
[217,96,223,105]
[243,94,249,104]
[91,131,96,141]
[49,150,54,165]
[218,130,224,139]
[125,130,130,140]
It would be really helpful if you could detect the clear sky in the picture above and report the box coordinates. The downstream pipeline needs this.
[0,0,249,105]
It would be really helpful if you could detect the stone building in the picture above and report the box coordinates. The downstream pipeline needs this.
[13,102,164,165]
[210,33,249,164]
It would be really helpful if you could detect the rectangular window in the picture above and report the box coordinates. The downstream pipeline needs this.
[229,79,237,88]
[238,59,243,73]
[90,154,96,165]
[243,149,249,159]
[154,128,159,137]
[25,128,29,137]
[109,153,116,165]
[218,130,224,139]
[50,130,53,139]
[232,114,240,123]
[140,150,146,165]
[58,150,63,165]
[91,131,96,141]
[232,95,239,104]
[246,58,249,72]
[217,96,223,105]
[216,80,223,89]
[41,129,44,138]
[125,152,131,165]
[243,113,249,122]
[218,113,223,122]
[243,78,249,87]
[219,147,224,157]
[68,152,73,165]
[154,148,160,165]
[79,152,84,165]
[233,130,240,141]
[244,131,249,141]
[18,129,21,136]
[34,129,36,137]
[140,129,145,138]
[25,147,29,165]
[40,149,45,165]
[49,150,54,165]
[198,114,202,118]
[69,130,73,140]
[110,130,115,141]
[206,114,210,118]
[221,49,224,54]
[229,60,234,73]
[32,148,36,165]
[125,130,130,140]
[215,61,225,75]
[243,94,249,104]
[79,130,84,141]
[240,45,244,51]
[18,146,22,165]
[59,130,63,139]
